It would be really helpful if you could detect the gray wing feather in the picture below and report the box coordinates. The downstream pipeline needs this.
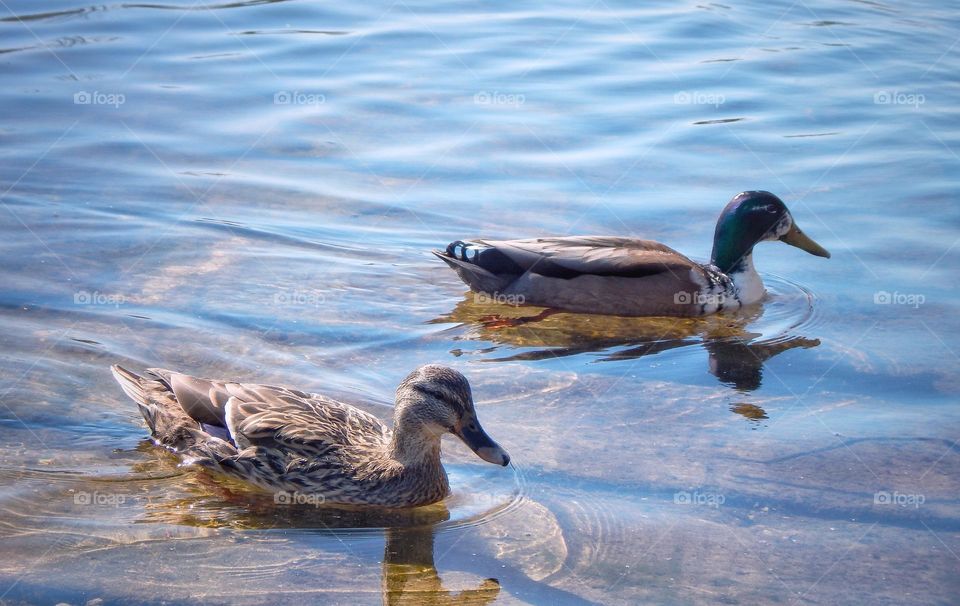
[484,236,699,277]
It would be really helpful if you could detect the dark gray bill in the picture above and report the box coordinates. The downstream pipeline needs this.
[455,418,510,466]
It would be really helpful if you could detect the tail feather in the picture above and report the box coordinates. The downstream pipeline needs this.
[111,365,158,433]
[111,364,146,405]
[444,240,525,274]
[111,365,242,479]
[110,364,209,453]
[432,248,513,294]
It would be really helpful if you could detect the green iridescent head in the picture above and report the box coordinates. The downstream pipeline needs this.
[709,191,831,274]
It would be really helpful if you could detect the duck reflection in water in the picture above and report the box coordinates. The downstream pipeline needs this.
[432,296,821,392]
[382,527,500,606]
[133,455,500,604]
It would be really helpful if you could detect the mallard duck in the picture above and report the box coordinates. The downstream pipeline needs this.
[111,364,510,508]
[433,191,830,317]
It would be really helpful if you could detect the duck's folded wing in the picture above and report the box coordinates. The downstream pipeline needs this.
[146,370,388,451]
[223,394,389,453]
[150,370,321,425]
[483,236,700,279]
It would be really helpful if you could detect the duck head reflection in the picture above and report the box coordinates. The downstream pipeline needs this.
[382,527,500,605]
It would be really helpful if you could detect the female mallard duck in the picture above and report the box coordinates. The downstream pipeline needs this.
[433,191,830,317]
[111,364,509,508]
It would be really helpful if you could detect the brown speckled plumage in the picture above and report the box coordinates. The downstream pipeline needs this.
[111,364,509,508]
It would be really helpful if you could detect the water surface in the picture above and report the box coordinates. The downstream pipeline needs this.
[1,0,959,604]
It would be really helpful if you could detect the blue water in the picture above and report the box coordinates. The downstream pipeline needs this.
[1,0,959,604]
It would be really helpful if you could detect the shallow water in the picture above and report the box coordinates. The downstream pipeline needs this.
[1,0,959,604]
